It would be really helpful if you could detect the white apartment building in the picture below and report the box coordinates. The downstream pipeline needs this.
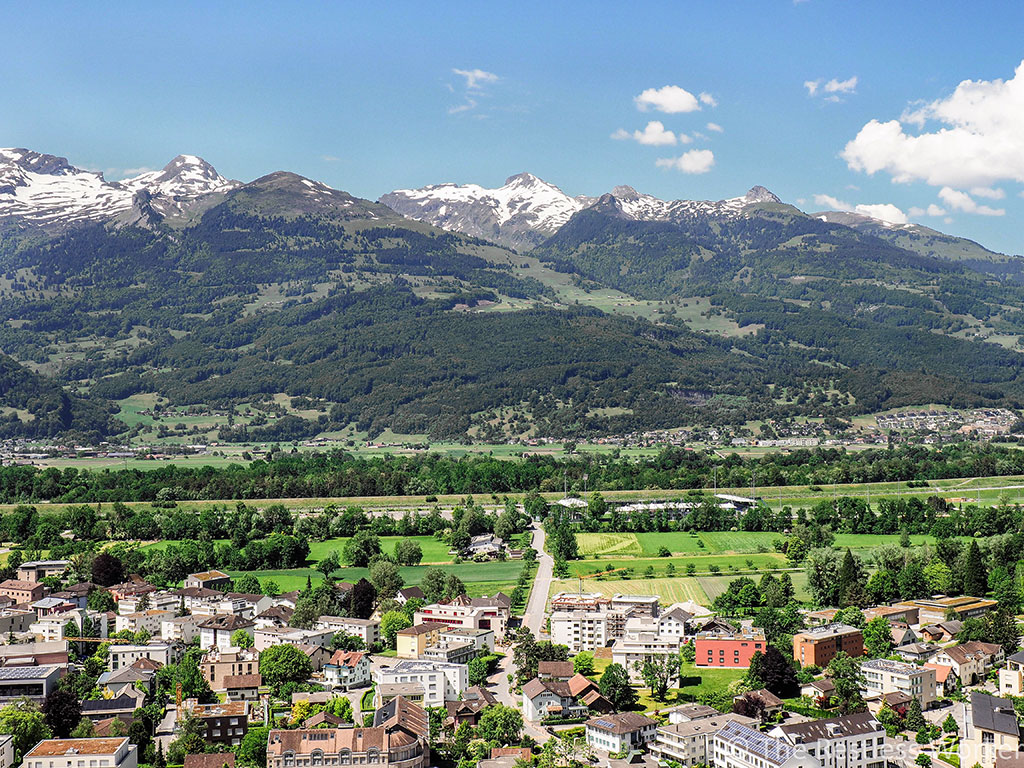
[373,660,467,706]
[0,734,12,768]
[613,632,684,682]
[254,626,334,652]
[117,593,179,615]
[161,615,202,644]
[652,713,756,767]
[586,712,659,754]
[861,659,937,709]
[23,738,137,768]
[108,643,178,671]
[999,650,1024,696]
[315,616,380,646]
[772,713,887,768]
[115,610,174,636]
[550,610,625,653]
[712,721,819,768]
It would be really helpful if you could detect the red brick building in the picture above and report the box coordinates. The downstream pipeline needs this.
[792,623,864,668]
[695,629,767,668]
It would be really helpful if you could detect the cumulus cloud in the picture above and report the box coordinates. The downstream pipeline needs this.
[611,120,684,146]
[908,204,948,217]
[706,122,724,133]
[842,60,1024,189]
[635,85,702,113]
[970,187,1005,199]
[938,187,1005,216]
[452,68,498,90]
[699,92,718,107]
[806,76,858,100]
[812,193,908,224]
[656,149,715,174]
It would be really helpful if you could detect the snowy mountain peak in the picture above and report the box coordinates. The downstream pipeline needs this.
[380,173,593,250]
[123,154,237,205]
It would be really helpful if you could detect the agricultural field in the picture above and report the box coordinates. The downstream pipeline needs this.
[306,535,454,565]
[568,552,789,578]
[550,575,710,605]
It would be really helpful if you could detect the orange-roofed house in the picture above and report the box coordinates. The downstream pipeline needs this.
[23,738,137,768]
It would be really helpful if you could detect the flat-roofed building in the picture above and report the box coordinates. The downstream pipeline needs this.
[187,700,249,747]
[711,721,819,768]
[695,629,767,668]
[792,624,864,668]
[396,623,445,659]
[17,561,70,583]
[861,659,936,709]
[374,660,467,707]
[315,616,380,646]
[22,738,137,768]
[0,665,63,702]
[895,597,997,625]
[999,650,1024,696]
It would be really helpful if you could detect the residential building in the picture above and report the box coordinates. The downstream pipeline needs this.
[936,642,1003,686]
[611,595,660,618]
[315,616,380,646]
[613,633,684,682]
[446,686,497,727]
[925,664,956,697]
[254,606,294,630]
[537,661,574,681]
[586,712,658,753]
[396,623,444,659]
[117,593,179,615]
[550,610,623,653]
[0,665,63,702]
[395,587,425,605]
[420,641,475,665]
[253,626,333,652]
[889,624,917,648]
[465,533,504,558]
[115,610,174,636]
[266,697,429,768]
[0,580,46,604]
[733,689,784,722]
[521,678,588,722]
[109,643,177,671]
[965,692,1023,768]
[82,694,147,724]
[711,721,819,768]
[0,608,35,635]
[16,561,70,583]
[374,660,467,707]
[198,615,255,650]
[0,641,69,667]
[0,734,12,768]
[439,627,494,653]
[999,650,1024,696]
[161,615,202,644]
[772,712,886,768]
[651,713,757,768]
[550,592,610,613]
[323,650,371,690]
[695,628,767,668]
[920,621,964,643]
[187,701,249,747]
[199,647,260,691]
[568,674,614,713]
[793,624,864,668]
[183,570,231,590]
[800,679,836,707]
[22,738,137,768]
[223,674,261,702]
[415,595,510,638]
[860,659,937,709]
[665,704,722,724]
[894,643,940,663]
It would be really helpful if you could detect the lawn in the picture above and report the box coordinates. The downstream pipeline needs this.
[575,531,783,557]
[696,532,780,553]
[831,533,935,551]
[567,552,788,579]
[551,576,709,605]
[307,535,453,565]
[635,532,707,555]
[228,559,525,594]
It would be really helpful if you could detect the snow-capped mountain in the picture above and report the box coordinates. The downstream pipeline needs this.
[380,174,783,249]
[0,148,237,230]
[380,172,595,250]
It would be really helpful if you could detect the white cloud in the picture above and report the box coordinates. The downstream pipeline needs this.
[706,122,724,133]
[938,187,1005,216]
[656,149,715,174]
[320,155,342,163]
[908,204,947,217]
[635,85,702,113]
[824,76,858,94]
[842,59,1024,189]
[452,68,498,90]
[806,76,857,100]
[811,193,908,224]
[611,120,681,146]
[699,92,718,107]
[970,186,1005,199]
[448,98,478,115]
[120,166,155,177]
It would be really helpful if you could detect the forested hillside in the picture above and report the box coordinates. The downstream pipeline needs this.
[3,172,1024,442]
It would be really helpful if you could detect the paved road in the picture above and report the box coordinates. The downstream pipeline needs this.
[490,523,554,745]
[522,524,553,638]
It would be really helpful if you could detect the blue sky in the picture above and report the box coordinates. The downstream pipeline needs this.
[3,1,1023,253]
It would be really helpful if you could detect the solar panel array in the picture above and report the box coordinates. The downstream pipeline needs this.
[718,721,796,765]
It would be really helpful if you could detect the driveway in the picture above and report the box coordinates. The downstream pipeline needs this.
[522,524,553,638]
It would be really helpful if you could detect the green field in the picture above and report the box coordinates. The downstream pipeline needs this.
[551,576,709,605]
[569,552,788,578]
[306,536,453,565]
[230,558,524,594]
